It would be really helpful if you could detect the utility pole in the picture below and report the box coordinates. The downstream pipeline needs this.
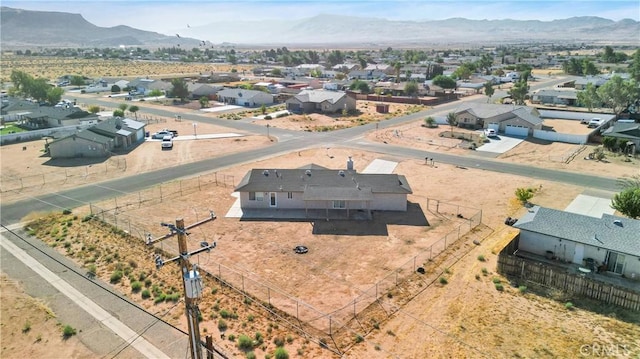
[153,218,217,359]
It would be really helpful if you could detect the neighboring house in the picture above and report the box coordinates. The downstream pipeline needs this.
[333,63,361,72]
[89,117,146,149]
[530,89,578,106]
[573,76,608,90]
[127,78,172,95]
[364,64,394,75]
[285,89,356,114]
[234,165,413,216]
[47,129,114,158]
[21,106,99,129]
[216,88,273,107]
[0,97,39,122]
[513,206,640,279]
[188,83,223,99]
[454,104,543,136]
[348,70,387,81]
[114,79,130,90]
[602,122,640,153]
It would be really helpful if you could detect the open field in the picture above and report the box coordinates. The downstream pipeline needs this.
[1,55,254,82]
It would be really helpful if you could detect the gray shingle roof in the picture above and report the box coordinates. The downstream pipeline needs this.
[235,168,412,195]
[514,206,640,257]
[511,107,544,126]
[602,123,640,139]
[293,90,346,104]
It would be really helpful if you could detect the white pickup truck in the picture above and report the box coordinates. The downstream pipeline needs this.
[587,118,603,128]
[161,135,173,149]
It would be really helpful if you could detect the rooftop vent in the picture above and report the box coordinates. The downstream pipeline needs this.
[613,220,623,227]
[338,170,345,177]
[305,169,311,176]
[263,170,269,176]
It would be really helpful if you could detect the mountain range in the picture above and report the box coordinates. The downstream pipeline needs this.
[2,6,639,48]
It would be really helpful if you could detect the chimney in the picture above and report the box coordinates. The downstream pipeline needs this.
[347,156,354,170]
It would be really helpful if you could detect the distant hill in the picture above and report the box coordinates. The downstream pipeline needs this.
[2,6,639,48]
[1,7,201,48]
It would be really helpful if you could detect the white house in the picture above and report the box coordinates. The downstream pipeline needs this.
[216,88,273,107]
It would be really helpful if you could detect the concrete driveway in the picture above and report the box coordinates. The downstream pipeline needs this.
[476,134,525,154]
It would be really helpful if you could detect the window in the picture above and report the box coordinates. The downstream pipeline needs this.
[249,192,256,200]
[333,200,346,209]
[256,192,264,201]
[287,192,293,199]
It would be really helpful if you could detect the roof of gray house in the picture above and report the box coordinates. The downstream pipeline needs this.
[532,89,578,100]
[574,76,608,86]
[602,123,640,139]
[456,104,539,121]
[91,117,144,136]
[24,106,85,120]
[1,98,39,113]
[217,88,272,100]
[235,168,412,197]
[511,107,544,126]
[291,90,347,104]
[514,206,640,257]
[50,128,113,146]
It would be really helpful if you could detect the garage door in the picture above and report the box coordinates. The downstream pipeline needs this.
[505,125,529,137]
[487,123,499,131]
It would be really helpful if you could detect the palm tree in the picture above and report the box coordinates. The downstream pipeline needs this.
[446,112,458,136]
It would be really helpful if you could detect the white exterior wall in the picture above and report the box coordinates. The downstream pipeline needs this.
[49,137,110,158]
[239,191,406,211]
[532,129,588,144]
[622,256,640,279]
[518,231,576,262]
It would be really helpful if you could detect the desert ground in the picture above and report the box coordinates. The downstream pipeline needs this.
[2,60,639,358]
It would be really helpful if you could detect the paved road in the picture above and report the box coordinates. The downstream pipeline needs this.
[0,225,190,358]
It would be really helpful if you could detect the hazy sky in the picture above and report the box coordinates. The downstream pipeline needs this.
[4,0,639,35]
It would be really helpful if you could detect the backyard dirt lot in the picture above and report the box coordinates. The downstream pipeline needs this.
[2,95,639,358]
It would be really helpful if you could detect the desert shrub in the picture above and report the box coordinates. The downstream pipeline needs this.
[131,281,142,292]
[481,267,488,276]
[274,347,289,359]
[273,336,285,347]
[355,335,364,343]
[439,277,448,285]
[475,274,481,280]
[254,331,263,345]
[245,352,256,359]
[565,302,574,310]
[519,286,528,294]
[154,293,166,303]
[166,293,180,302]
[62,208,72,215]
[141,289,151,299]
[110,270,123,283]
[62,324,76,338]
[237,334,253,350]
[386,330,395,336]
[227,334,236,341]
[87,264,97,275]
[144,278,152,287]
[218,319,228,331]
[210,287,218,295]
[492,277,502,284]
[286,335,293,344]
[477,255,486,262]
[247,314,254,322]
[495,283,504,291]
[22,321,31,333]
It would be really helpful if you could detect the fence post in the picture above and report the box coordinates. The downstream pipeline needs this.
[198,176,201,191]
[180,180,183,195]
[215,172,218,185]
[159,185,162,202]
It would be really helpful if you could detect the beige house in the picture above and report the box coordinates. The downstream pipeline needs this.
[454,104,543,136]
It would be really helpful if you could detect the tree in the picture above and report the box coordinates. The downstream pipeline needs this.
[199,96,210,108]
[424,116,437,128]
[10,70,31,93]
[611,187,640,219]
[70,75,85,86]
[88,105,101,114]
[118,103,128,112]
[576,83,600,112]
[113,109,125,118]
[509,80,529,105]
[446,112,457,135]
[582,59,599,76]
[171,78,189,101]
[111,85,121,93]
[271,68,282,77]
[597,75,639,117]
[260,104,267,114]
[393,61,402,83]
[27,78,50,102]
[404,81,419,97]
[453,64,472,80]
[629,49,640,82]
[515,187,534,205]
[149,89,163,97]
[128,105,139,119]
[46,87,64,105]
[432,75,456,89]
[602,46,616,63]
[483,82,494,101]
[349,80,370,94]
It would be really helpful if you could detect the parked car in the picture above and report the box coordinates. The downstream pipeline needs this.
[161,135,173,149]
[587,118,603,128]
[484,128,498,138]
[152,131,173,139]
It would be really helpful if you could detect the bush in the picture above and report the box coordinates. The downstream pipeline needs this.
[481,268,488,276]
[565,302,574,310]
[246,352,256,359]
[62,324,77,338]
[130,281,142,292]
[62,209,72,215]
[154,293,166,303]
[237,334,253,350]
[492,277,502,284]
[110,270,123,283]
[22,321,31,333]
[355,334,364,343]
[439,277,448,285]
[518,285,528,294]
[273,336,285,347]
[141,289,151,299]
[274,347,289,359]
[218,319,228,331]
[477,255,486,262]
[495,283,504,291]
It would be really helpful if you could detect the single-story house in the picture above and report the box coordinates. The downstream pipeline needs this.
[47,129,114,158]
[89,117,146,149]
[127,78,172,95]
[21,106,99,129]
[530,89,578,106]
[364,64,394,75]
[234,165,413,216]
[602,122,640,153]
[285,90,356,114]
[513,206,640,278]
[188,83,223,99]
[454,104,543,136]
[347,70,387,81]
[573,76,608,90]
[216,88,273,107]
